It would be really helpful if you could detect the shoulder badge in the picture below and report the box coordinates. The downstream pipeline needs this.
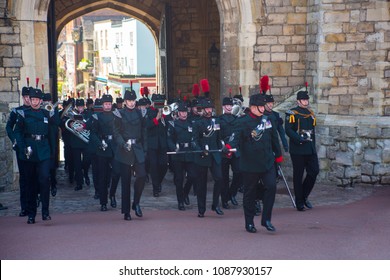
[16,109,25,118]
[112,108,122,118]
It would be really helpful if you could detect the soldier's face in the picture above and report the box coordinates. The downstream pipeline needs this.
[117,103,123,109]
[298,99,309,108]
[204,107,213,117]
[178,111,187,120]
[250,105,264,116]
[223,105,232,114]
[77,106,84,113]
[31,97,41,109]
[125,100,136,109]
[103,102,112,111]
[23,96,31,106]
[265,102,274,111]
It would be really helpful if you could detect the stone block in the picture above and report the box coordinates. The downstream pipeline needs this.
[381,176,390,184]
[0,34,20,44]
[374,164,390,176]
[287,13,306,25]
[254,53,270,62]
[364,149,382,163]
[320,135,335,146]
[361,175,371,183]
[268,14,286,25]
[257,36,278,45]
[317,145,327,159]
[367,8,390,22]
[287,53,300,62]
[346,33,365,42]
[357,127,381,138]
[271,45,285,53]
[339,77,358,86]
[361,162,374,175]
[261,62,292,76]
[262,25,283,36]
[328,51,347,62]
[271,53,287,61]
[335,151,353,165]
[330,162,345,178]
[0,78,12,91]
[345,166,361,178]
[291,36,305,44]
[0,45,12,57]
[337,43,356,51]
[2,58,22,67]
[357,22,375,33]
[324,11,350,23]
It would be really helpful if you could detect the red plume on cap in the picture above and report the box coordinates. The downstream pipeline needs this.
[200,79,210,98]
[41,84,45,93]
[98,90,101,98]
[192,84,200,98]
[144,86,149,96]
[229,88,232,97]
[305,81,308,90]
[106,86,109,94]
[140,87,144,96]
[26,77,30,87]
[77,91,80,98]
[88,93,90,99]
[36,78,39,88]
[260,75,269,94]
[130,81,133,90]
[239,86,242,94]
[183,95,188,102]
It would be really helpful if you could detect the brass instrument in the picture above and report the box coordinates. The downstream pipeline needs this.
[43,101,59,112]
[231,97,246,117]
[62,104,90,143]
[162,102,179,116]
[25,146,33,159]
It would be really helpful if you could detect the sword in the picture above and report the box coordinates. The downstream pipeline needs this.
[277,164,296,208]
[167,148,237,155]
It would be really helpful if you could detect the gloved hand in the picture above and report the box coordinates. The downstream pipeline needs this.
[201,150,209,158]
[221,144,233,158]
[299,136,311,143]
[275,156,283,163]
[175,144,180,152]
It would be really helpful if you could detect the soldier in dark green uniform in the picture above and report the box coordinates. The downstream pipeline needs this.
[285,90,319,211]
[229,94,282,233]
[192,98,225,217]
[167,101,197,211]
[219,96,241,208]
[89,94,118,211]
[145,94,168,197]
[6,84,31,216]
[113,90,147,220]
[13,88,57,224]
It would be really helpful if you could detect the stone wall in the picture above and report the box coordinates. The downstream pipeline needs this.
[0,0,20,191]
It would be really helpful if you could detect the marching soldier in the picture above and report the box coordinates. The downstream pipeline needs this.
[285,89,319,211]
[69,99,89,191]
[191,80,225,217]
[113,89,147,220]
[229,94,282,233]
[6,83,31,216]
[145,93,168,197]
[89,94,118,211]
[13,88,57,224]
[167,101,197,210]
[219,96,241,208]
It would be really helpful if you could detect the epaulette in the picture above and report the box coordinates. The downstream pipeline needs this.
[12,108,17,114]
[286,110,297,123]
[112,108,122,118]
[285,109,296,115]
[16,109,25,118]
[92,114,98,120]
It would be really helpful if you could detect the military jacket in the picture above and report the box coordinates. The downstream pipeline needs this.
[218,113,240,158]
[13,107,56,162]
[285,106,317,155]
[6,105,30,147]
[89,110,119,158]
[145,107,168,150]
[114,107,147,165]
[191,116,222,167]
[167,118,194,162]
[265,110,288,151]
[230,113,281,173]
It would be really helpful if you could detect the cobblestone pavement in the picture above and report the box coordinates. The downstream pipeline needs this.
[0,164,379,217]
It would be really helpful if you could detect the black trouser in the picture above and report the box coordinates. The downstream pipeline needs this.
[147,148,168,193]
[221,156,242,203]
[24,159,51,218]
[242,167,276,227]
[82,150,92,181]
[96,155,112,205]
[16,156,27,212]
[290,153,319,208]
[49,156,57,189]
[72,148,86,186]
[172,160,196,204]
[90,153,99,193]
[120,161,146,214]
[196,160,223,214]
[110,159,121,198]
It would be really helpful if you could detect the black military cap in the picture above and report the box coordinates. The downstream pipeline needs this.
[116,97,124,103]
[297,91,309,100]
[222,97,233,106]
[30,89,43,99]
[42,93,52,101]
[22,87,30,96]
[86,98,94,105]
[94,98,102,106]
[151,93,166,102]
[190,98,199,108]
[264,94,274,103]
[233,94,244,102]
[199,98,214,108]
[101,94,113,103]
[75,99,85,107]
[177,101,188,112]
[137,98,148,106]
[68,98,75,106]
[124,90,137,101]
[249,94,266,106]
